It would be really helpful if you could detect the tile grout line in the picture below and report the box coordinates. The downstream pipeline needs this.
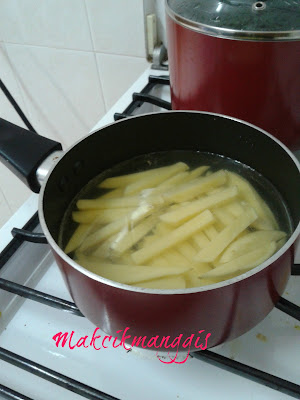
[83,0,108,112]
[2,40,145,60]
[0,180,13,214]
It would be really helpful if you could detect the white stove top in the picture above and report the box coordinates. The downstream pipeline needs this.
[0,67,299,400]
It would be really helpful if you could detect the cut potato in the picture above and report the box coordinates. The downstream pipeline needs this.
[65,159,285,291]
[224,201,244,217]
[76,255,191,284]
[156,171,190,190]
[154,222,172,236]
[213,207,235,226]
[160,186,238,225]
[133,275,186,289]
[227,171,277,230]
[132,209,214,264]
[194,207,257,262]
[204,225,219,241]
[99,162,188,189]
[80,204,155,251]
[185,266,212,288]
[64,224,91,254]
[124,162,188,195]
[111,216,157,254]
[149,256,170,267]
[189,166,210,179]
[72,208,135,224]
[155,168,210,192]
[91,233,119,258]
[194,262,213,274]
[177,241,198,263]
[200,241,277,278]
[163,170,227,203]
[192,232,210,250]
[97,188,123,199]
[163,249,191,267]
[77,194,164,210]
[219,230,286,263]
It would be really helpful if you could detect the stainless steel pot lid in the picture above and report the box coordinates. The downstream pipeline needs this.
[166,0,300,41]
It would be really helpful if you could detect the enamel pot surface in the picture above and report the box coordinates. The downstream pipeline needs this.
[0,112,299,351]
[166,0,300,151]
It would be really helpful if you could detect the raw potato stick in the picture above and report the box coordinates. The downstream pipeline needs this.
[163,249,191,267]
[224,201,244,217]
[132,209,214,264]
[227,171,277,230]
[185,268,209,288]
[99,162,188,189]
[177,241,198,263]
[194,262,213,275]
[157,166,210,192]
[111,217,157,254]
[160,186,238,225]
[149,256,171,267]
[201,242,277,278]
[194,207,257,262]
[204,225,219,241]
[192,232,210,249]
[213,207,236,226]
[163,170,227,204]
[219,230,286,263]
[189,166,210,179]
[64,224,91,254]
[97,188,123,199]
[156,171,190,190]
[154,222,172,235]
[124,162,189,195]
[91,233,119,258]
[80,204,154,251]
[72,208,135,224]
[77,195,164,210]
[76,255,191,284]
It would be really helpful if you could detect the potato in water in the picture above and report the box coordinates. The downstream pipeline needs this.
[60,151,291,290]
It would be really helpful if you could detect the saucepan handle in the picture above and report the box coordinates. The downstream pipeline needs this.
[0,118,62,193]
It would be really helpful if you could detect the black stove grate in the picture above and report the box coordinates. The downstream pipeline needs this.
[0,75,300,400]
[114,75,171,120]
[0,348,119,400]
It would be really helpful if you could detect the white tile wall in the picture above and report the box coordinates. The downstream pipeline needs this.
[85,0,146,57]
[4,43,106,148]
[0,0,93,50]
[0,189,12,228]
[0,0,150,229]
[97,53,149,110]
[0,45,28,129]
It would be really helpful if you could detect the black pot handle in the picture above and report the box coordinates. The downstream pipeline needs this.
[0,118,62,193]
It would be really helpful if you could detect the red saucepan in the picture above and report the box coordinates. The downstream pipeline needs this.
[0,112,299,351]
[166,0,300,150]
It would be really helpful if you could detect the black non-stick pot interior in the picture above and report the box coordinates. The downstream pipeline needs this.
[42,112,300,242]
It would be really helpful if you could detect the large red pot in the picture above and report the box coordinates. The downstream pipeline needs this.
[166,0,300,150]
[0,112,299,351]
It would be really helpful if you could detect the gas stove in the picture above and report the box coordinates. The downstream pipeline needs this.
[0,67,299,400]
